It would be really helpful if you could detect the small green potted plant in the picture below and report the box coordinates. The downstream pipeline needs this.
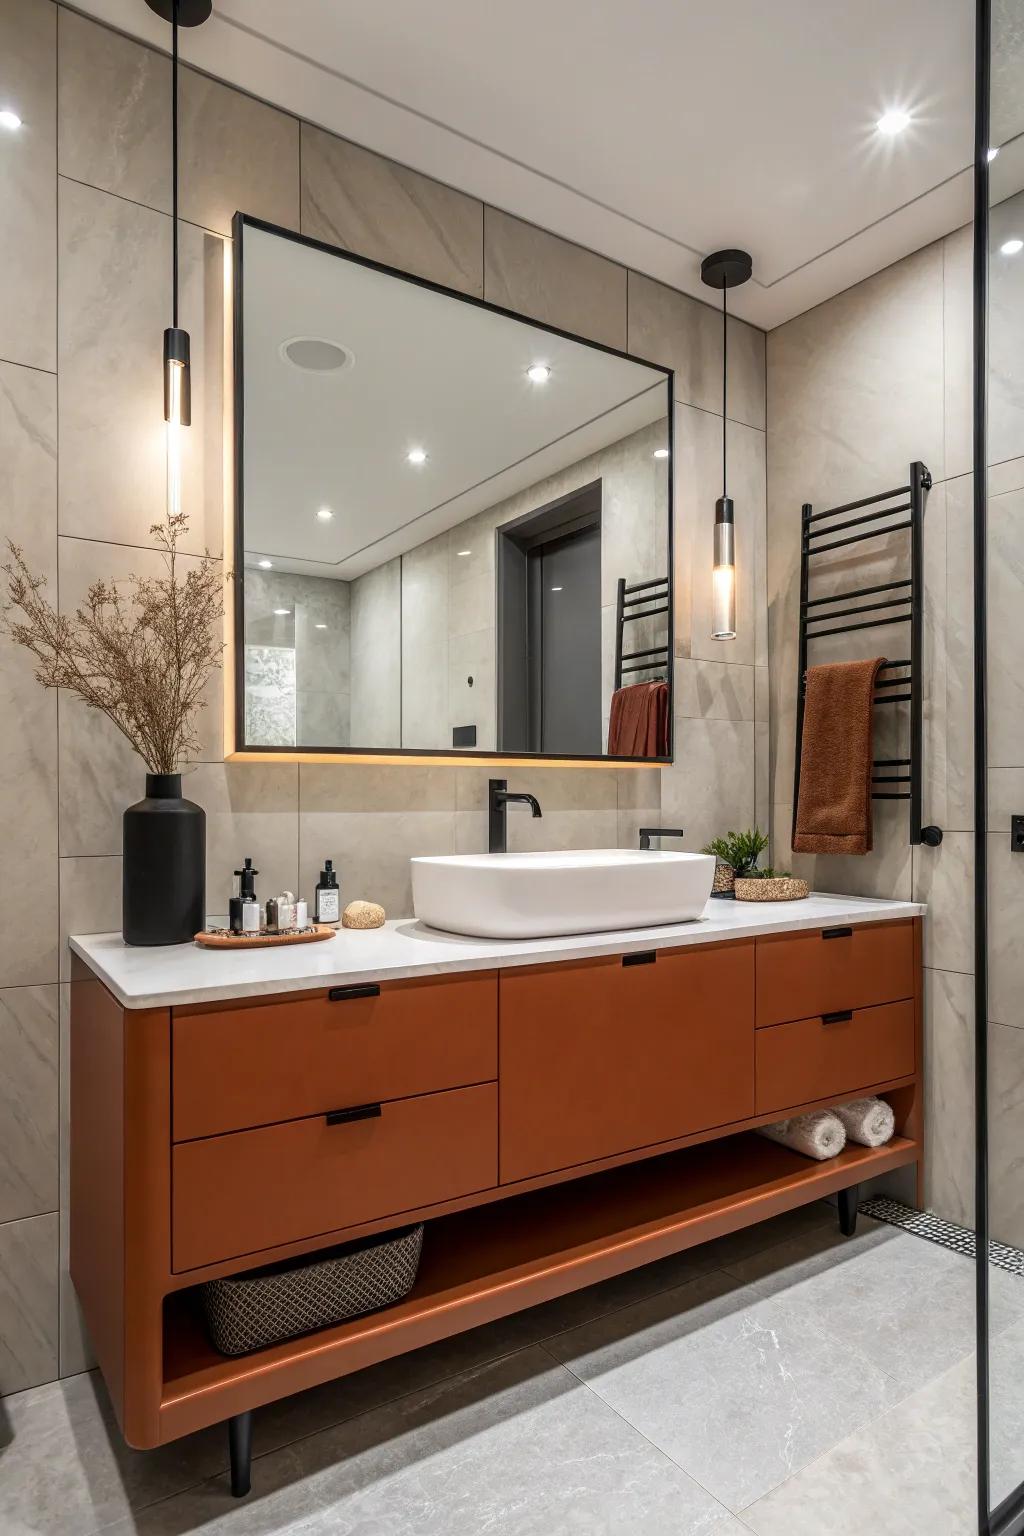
[701,828,769,898]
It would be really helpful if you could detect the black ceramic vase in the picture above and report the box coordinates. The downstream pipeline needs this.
[123,773,205,945]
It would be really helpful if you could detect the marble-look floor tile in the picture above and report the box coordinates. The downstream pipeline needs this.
[301,125,482,296]
[740,1352,977,1536]
[989,1021,1024,1250]
[546,1267,898,1511]
[484,207,626,350]
[0,985,58,1224]
[0,0,55,373]
[104,1348,735,1536]
[726,1218,1024,1396]
[0,1212,58,1394]
[988,1312,1024,1507]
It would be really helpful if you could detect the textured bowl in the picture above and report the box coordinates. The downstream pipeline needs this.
[711,860,735,894]
[734,876,810,903]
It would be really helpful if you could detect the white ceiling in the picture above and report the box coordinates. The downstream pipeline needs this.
[242,223,667,578]
[72,1,1012,327]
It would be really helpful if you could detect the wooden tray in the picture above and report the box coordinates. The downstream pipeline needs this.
[194,924,336,950]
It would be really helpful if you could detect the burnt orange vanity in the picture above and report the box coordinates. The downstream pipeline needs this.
[69,915,923,1481]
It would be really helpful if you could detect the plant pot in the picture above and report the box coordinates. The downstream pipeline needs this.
[123,773,206,945]
[733,876,810,903]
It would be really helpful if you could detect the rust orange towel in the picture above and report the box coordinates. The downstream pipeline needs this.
[608,681,669,757]
[792,657,886,855]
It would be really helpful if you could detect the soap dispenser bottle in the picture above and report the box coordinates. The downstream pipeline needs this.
[315,859,340,925]
[230,858,261,935]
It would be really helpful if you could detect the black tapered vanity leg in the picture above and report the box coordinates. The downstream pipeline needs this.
[228,1410,253,1497]
[837,1184,860,1238]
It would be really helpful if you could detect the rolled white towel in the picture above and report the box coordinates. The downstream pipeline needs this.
[757,1110,846,1162]
[834,1097,895,1148]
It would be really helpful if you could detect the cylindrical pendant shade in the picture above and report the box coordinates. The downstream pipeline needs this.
[712,497,736,641]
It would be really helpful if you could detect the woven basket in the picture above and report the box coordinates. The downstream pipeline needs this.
[711,860,735,895]
[201,1224,424,1356]
[734,876,810,903]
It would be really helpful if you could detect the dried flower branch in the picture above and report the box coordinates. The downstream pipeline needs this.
[2,512,224,774]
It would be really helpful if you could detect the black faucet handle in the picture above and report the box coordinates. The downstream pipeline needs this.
[639,827,685,851]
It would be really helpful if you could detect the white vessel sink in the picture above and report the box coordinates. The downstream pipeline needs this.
[411,849,715,939]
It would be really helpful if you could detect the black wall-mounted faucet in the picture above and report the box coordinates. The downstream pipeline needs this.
[488,778,542,854]
[638,827,685,850]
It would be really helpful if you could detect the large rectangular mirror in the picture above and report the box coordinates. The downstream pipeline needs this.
[233,215,674,762]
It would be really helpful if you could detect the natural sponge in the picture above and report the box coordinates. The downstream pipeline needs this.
[342,900,386,930]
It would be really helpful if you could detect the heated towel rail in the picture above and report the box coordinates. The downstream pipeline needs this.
[613,575,670,688]
[791,461,943,849]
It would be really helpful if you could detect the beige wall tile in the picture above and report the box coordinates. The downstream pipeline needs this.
[942,224,973,483]
[508,808,617,853]
[298,810,455,920]
[912,832,973,977]
[59,856,121,979]
[0,0,55,372]
[58,180,224,555]
[754,720,770,836]
[990,1021,1024,1248]
[58,10,298,237]
[301,125,482,295]
[58,984,93,1378]
[615,766,661,814]
[187,761,298,915]
[301,763,456,815]
[785,799,914,902]
[989,767,1024,831]
[0,988,58,1225]
[627,272,765,429]
[0,1212,58,1394]
[674,659,754,721]
[661,717,756,853]
[988,483,1024,768]
[989,833,1024,1030]
[0,361,58,988]
[484,207,626,350]
[923,968,974,1229]
[454,765,618,813]
[990,190,1024,470]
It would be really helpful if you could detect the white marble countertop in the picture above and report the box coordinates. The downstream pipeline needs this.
[69,893,923,1010]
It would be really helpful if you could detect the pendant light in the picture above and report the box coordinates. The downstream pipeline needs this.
[145,0,212,517]
[700,248,753,641]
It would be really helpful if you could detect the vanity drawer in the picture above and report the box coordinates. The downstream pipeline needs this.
[172,1082,498,1271]
[172,972,498,1141]
[755,920,915,1028]
[499,942,754,1184]
[755,1000,915,1114]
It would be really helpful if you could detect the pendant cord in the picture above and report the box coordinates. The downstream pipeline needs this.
[721,284,728,498]
[171,0,179,328]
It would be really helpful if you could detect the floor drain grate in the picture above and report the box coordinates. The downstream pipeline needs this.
[860,1196,1024,1276]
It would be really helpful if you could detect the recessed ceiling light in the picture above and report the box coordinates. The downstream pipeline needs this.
[273,608,291,616]
[316,507,333,521]
[550,586,563,592]
[456,549,472,558]
[315,622,327,630]
[653,448,670,459]
[407,447,427,465]
[257,558,273,569]
[1001,238,1024,256]
[527,363,551,384]
[876,108,911,136]
[280,336,353,373]
[0,109,21,131]
[988,147,1001,162]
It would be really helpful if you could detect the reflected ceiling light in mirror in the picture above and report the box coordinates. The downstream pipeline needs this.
[407,447,428,465]
[988,147,1000,162]
[315,623,327,630]
[876,107,911,136]
[456,549,472,557]
[1001,238,1023,256]
[273,608,291,616]
[653,448,670,459]
[701,248,753,642]
[550,586,563,592]
[316,507,333,521]
[526,363,551,384]
[0,109,21,130]
[257,558,273,569]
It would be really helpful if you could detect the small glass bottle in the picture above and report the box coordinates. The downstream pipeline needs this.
[229,858,260,934]
[315,860,340,925]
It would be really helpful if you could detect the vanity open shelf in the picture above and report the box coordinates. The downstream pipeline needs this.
[69,900,923,1494]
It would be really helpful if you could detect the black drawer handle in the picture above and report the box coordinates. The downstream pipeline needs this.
[821,927,853,940]
[328,983,380,1002]
[822,1009,853,1025]
[325,1102,382,1126]
[622,951,657,967]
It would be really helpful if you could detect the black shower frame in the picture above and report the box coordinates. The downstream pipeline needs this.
[230,212,676,766]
